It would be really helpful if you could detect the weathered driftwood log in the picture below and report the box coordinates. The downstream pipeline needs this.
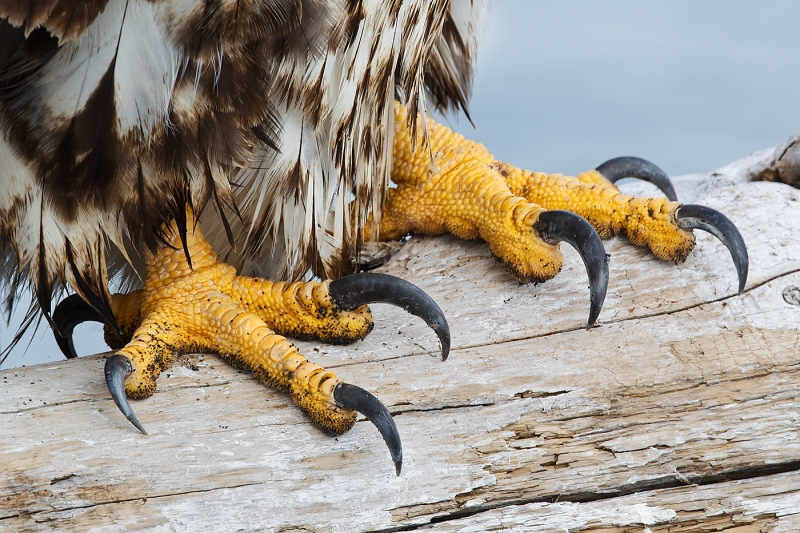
[3,150,800,532]
[756,132,800,188]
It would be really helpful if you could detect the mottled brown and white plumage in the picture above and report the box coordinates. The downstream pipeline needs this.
[0,0,487,356]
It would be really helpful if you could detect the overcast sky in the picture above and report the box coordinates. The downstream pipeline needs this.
[3,0,800,369]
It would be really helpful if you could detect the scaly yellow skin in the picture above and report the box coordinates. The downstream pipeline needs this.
[502,166,694,262]
[102,103,693,432]
[105,209,373,435]
[380,103,695,281]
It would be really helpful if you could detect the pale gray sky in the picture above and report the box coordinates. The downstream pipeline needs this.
[453,0,800,175]
[3,0,800,368]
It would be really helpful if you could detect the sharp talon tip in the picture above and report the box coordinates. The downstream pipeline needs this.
[329,273,451,361]
[534,211,609,329]
[105,354,147,434]
[676,204,749,295]
[54,332,79,360]
[597,156,678,202]
[439,334,450,362]
[334,382,402,475]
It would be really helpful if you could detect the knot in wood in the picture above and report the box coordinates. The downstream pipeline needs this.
[781,285,800,306]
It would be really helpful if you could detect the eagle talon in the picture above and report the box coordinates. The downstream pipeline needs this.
[675,204,749,293]
[596,156,678,201]
[329,273,450,360]
[333,382,402,475]
[105,354,147,435]
[533,210,609,329]
[53,294,104,359]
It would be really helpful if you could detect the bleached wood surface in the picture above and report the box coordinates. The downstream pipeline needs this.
[3,150,800,532]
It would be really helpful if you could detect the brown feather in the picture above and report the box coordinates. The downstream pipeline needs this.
[1,0,110,41]
[0,0,488,363]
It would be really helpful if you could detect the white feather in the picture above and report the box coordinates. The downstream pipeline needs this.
[114,1,180,140]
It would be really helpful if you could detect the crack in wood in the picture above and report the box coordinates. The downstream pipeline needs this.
[372,461,800,532]
[0,481,266,522]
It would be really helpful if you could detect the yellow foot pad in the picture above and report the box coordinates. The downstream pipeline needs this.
[53,273,449,361]
[383,105,613,326]
[512,163,748,292]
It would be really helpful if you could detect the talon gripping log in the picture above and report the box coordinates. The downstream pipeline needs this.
[105,354,147,435]
[597,156,678,201]
[334,382,403,475]
[329,273,451,360]
[676,204,749,294]
[534,210,609,329]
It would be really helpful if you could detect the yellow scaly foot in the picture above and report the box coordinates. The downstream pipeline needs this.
[53,208,450,475]
[376,103,747,310]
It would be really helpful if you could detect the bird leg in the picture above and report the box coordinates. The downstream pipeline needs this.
[379,103,747,307]
[54,208,450,474]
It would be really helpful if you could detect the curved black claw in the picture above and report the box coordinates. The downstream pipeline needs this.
[597,156,678,202]
[534,210,609,329]
[676,204,749,294]
[52,294,105,359]
[333,382,402,475]
[329,273,450,360]
[105,354,147,435]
